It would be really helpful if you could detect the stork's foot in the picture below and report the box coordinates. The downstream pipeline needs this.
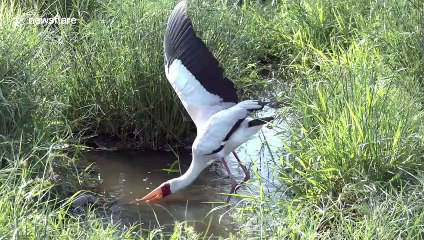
[228,152,253,199]
[234,162,253,194]
[227,181,238,202]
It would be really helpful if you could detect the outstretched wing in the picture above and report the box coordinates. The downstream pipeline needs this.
[164,1,238,128]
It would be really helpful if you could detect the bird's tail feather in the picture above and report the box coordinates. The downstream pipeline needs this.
[247,116,274,127]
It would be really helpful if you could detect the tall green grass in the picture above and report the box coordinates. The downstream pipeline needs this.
[233,179,424,239]
[275,0,424,198]
[281,42,423,198]
[0,0,197,238]
[231,0,424,238]
[1,0,191,149]
[0,0,423,238]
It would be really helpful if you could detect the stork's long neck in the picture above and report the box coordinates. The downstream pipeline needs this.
[168,154,208,193]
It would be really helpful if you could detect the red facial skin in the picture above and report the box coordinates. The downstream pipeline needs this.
[160,183,172,198]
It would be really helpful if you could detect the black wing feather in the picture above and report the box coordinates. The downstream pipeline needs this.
[164,1,238,103]
[248,117,274,127]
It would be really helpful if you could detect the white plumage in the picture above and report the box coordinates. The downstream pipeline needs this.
[165,59,235,126]
[193,100,267,157]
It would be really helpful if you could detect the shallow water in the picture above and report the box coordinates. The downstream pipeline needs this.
[81,109,285,237]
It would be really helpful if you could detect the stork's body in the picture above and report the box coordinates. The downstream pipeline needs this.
[133,1,273,203]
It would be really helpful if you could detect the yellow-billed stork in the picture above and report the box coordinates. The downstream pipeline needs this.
[133,1,273,203]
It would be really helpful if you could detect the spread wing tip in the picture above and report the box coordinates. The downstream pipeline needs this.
[164,0,239,105]
[164,1,189,67]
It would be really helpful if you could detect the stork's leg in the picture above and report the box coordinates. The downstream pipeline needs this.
[232,151,250,183]
[220,157,237,202]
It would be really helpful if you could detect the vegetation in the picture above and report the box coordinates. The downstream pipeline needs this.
[232,0,424,238]
[0,0,423,239]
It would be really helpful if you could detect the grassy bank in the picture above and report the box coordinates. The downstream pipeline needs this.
[232,0,424,238]
[0,0,423,239]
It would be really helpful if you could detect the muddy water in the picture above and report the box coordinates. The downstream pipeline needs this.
[82,109,285,237]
